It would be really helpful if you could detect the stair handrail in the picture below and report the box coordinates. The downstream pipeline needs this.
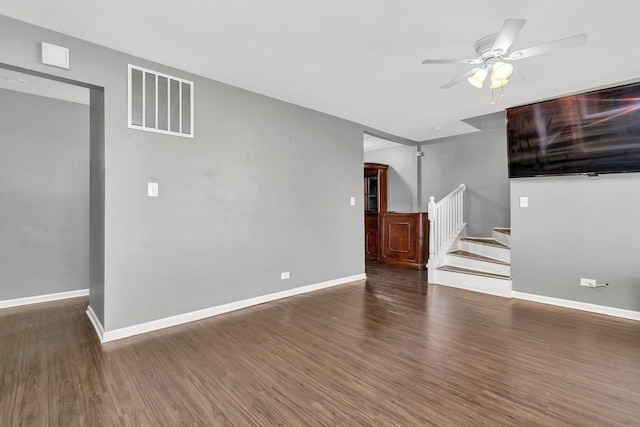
[427,184,466,272]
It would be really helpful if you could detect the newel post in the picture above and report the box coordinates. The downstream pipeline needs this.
[427,196,436,280]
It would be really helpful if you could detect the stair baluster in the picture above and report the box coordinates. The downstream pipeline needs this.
[427,184,466,282]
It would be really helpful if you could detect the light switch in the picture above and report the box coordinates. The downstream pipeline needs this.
[148,182,159,197]
[350,196,356,206]
[520,196,528,208]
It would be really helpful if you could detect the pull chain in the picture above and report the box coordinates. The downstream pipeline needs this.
[490,85,506,105]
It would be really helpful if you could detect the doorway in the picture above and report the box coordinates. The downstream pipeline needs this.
[0,65,104,318]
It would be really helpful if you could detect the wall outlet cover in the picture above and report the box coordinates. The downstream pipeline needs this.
[580,278,597,287]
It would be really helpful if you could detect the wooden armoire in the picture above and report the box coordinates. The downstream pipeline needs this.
[364,162,430,270]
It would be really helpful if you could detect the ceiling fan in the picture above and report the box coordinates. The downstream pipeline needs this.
[421,19,586,98]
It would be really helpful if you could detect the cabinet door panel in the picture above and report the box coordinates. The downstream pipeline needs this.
[379,212,429,269]
[382,216,418,260]
[365,230,378,259]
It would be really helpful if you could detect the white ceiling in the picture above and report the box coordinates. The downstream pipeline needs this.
[363,134,405,152]
[2,1,639,142]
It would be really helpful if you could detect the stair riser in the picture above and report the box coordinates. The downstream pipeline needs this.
[444,255,511,276]
[457,241,511,263]
[432,269,512,298]
[492,230,511,247]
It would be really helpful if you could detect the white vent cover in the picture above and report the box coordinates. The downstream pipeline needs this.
[41,42,70,69]
[128,64,194,138]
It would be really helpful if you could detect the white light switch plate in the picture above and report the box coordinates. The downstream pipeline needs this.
[148,182,158,197]
[350,196,356,206]
[520,196,528,208]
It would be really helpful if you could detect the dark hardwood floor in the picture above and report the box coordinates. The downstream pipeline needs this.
[2,263,640,426]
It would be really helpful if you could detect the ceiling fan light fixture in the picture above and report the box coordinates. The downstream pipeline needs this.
[492,62,514,80]
[490,77,509,89]
[467,68,488,88]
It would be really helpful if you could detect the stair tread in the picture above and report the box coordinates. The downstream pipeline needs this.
[437,265,511,280]
[493,227,511,235]
[448,250,510,266]
[460,237,509,248]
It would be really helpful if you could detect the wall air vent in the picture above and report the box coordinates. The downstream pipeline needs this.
[128,64,194,138]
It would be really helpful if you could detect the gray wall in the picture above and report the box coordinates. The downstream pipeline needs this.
[0,15,364,331]
[511,174,640,311]
[421,127,510,236]
[364,144,417,212]
[89,88,105,324]
[0,88,89,300]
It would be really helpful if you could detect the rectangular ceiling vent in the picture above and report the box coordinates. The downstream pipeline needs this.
[128,64,194,138]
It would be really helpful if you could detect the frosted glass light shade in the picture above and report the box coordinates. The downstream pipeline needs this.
[467,68,488,88]
[492,62,513,80]
[490,77,509,89]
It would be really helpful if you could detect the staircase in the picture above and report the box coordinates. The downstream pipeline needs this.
[433,228,511,298]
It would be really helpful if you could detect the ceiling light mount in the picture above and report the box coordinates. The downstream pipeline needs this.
[473,34,501,61]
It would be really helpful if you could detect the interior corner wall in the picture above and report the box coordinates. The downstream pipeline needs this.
[420,127,510,236]
[0,15,364,332]
[511,174,640,312]
[89,88,105,325]
[364,144,417,212]
[0,88,89,300]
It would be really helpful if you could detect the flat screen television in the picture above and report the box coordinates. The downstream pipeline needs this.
[506,82,640,178]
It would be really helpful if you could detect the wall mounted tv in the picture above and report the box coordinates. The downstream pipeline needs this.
[506,81,640,178]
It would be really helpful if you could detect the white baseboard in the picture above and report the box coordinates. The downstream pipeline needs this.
[96,273,367,343]
[86,305,105,341]
[512,291,640,321]
[0,288,89,309]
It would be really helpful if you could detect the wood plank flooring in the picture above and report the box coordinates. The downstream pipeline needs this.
[2,263,640,426]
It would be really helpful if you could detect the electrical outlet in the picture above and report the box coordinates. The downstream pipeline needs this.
[580,278,597,288]
[281,272,290,280]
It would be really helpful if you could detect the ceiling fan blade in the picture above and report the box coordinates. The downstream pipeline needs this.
[492,19,527,54]
[510,69,526,83]
[439,68,477,89]
[505,33,587,60]
[422,58,481,65]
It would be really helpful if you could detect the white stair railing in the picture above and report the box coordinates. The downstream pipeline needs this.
[427,184,466,280]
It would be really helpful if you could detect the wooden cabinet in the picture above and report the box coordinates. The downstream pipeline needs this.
[364,214,379,260]
[380,212,429,270]
[364,163,387,214]
[364,162,429,269]
[364,163,388,261]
